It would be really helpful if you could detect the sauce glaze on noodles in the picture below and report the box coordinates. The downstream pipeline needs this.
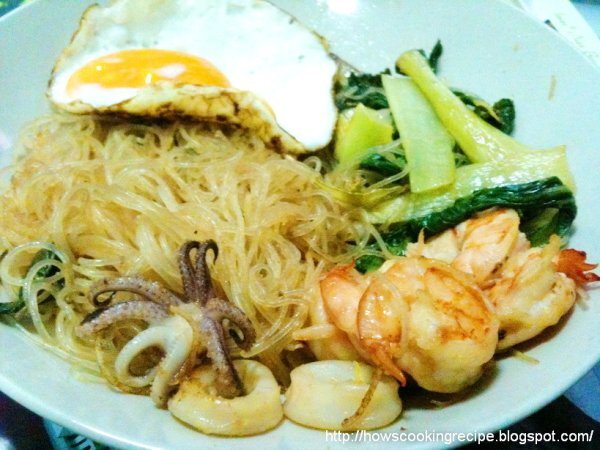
[0,114,368,381]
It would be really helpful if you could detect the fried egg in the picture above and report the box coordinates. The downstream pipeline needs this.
[48,0,338,152]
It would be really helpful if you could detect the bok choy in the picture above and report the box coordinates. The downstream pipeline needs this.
[356,177,576,273]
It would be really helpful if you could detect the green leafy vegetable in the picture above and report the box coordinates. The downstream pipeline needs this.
[491,98,516,135]
[335,70,390,111]
[0,248,63,315]
[356,177,576,272]
[396,50,572,177]
[0,295,25,315]
[426,40,443,73]
[369,146,572,224]
[454,91,516,135]
[359,150,407,178]
[399,40,444,74]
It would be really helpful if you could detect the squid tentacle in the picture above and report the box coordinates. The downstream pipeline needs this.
[90,276,183,307]
[76,300,169,338]
[205,298,256,351]
[194,240,219,304]
[199,314,245,399]
[178,241,201,303]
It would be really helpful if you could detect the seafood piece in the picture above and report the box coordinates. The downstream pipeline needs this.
[407,208,594,350]
[452,208,521,284]
[406,228,460,264]
[489,235,577,350]
[76,240,256,406]
[283,360,402,431]
[359,258,498,392]
[320,263,370,336]
[114,315,193,406]
[320,258,498,393]
[298,267,363,362]
[556,248,600,284]
[407,208,521,285]
[169,360,283,436]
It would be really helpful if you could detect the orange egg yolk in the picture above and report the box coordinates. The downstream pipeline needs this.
[67,49,230,94]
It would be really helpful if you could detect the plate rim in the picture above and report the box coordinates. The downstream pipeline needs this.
[1,0,599,449]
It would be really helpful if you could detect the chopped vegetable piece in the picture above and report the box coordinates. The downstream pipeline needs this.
[369,146,574,224]
[382,75,455,193]
[335,70,390,111]
[335,104,394,165]
[454,91,516,135]
[356,177,576,273]
[360,149,407,178]
[0,297,25,314]
[427,40,443,73]
[397,51,567,168]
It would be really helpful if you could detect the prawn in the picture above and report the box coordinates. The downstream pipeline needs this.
[407,208,521,286]
[293,264,365,362]
[407,208,596,350]
[488,235,578,350]
[320,257,498,393]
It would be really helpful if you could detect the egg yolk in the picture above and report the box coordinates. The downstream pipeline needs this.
[67,49,230,94]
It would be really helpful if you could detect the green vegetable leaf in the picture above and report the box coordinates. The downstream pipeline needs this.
[355,177,576,272]
[359,151,407,178]
[0,248,63,315]
[335,70,391,111]
[428,40,443,73]
[453,91,516,135]
[493,98,516,135]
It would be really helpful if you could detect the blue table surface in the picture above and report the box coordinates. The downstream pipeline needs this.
[0,1,599,449]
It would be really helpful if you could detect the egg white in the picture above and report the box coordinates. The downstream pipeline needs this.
[48,0,338,152]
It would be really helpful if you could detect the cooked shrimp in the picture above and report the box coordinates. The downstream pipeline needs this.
[555,248,600,284]
[406,228,460,264]
[319,257,498,393]
[407,208,587,350]
[359,258,498,392]
[297,275,363,362]
[452,209,521,285]
[489,235,577,350]
[320,263,369,336]
[407,208,521,286]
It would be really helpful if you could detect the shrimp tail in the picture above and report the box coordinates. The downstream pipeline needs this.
[372,346,407,387]
[556,249,600,285]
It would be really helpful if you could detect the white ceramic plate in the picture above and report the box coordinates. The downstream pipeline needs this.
[1,1,599,449]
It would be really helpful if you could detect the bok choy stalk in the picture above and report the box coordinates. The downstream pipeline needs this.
[396,50,574,182]
[369,48,574,224]
[382,75,456,193]
[370,146,572,224]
